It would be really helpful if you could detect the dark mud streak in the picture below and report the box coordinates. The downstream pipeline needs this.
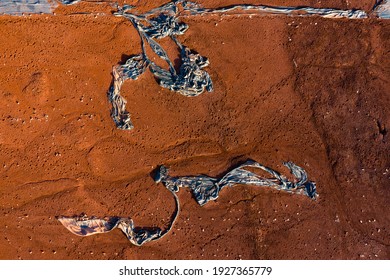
[287,18,389,257]
[285,23,357,258]
[291,79,354,259]
[376,119,387,142]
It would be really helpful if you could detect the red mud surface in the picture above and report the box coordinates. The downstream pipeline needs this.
[0,1,388,259]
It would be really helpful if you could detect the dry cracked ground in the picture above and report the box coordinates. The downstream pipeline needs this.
[0,0,388,259]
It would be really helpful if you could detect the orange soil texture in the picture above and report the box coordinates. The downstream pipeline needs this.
[0,0,389,259]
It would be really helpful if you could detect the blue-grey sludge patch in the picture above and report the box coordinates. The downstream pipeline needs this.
[58,189,180,246]
[108,2,214,130]
[1,1,388,129]
[155,160,317,206]
[0,0,56,15]
[106,0,390,131]
[58,160,317,245]
[374,0,390,18]
[0,0,83,15]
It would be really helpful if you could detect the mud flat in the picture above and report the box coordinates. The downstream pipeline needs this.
[0,0,388,259]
